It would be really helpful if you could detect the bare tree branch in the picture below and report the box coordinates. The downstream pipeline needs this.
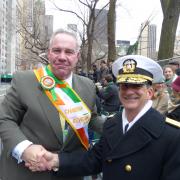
[49,0,88,26]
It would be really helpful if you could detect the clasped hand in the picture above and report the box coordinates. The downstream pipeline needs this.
[22,144,59,172]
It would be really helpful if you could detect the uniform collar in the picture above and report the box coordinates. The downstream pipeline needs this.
[122,100,152,132]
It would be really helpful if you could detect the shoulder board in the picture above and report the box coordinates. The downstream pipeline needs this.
[165,117,180,128]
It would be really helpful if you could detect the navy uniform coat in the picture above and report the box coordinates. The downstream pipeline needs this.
[57,108,180,180]
[0,70,104,180]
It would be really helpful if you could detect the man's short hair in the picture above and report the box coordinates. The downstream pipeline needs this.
[104,74,113,82]
[49,28,80,51]
[100,60,106,64]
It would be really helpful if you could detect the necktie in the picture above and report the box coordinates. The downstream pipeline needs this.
[59,114,65,131]
[124,123,129,133]
[59,114,68,142]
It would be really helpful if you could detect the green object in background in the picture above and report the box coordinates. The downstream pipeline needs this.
[0,74,13,83]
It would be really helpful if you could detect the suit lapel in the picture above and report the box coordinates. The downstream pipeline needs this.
[104,113,124,150]
[37,84,63,145]
[108,125,152,159]
[35,74,88,147]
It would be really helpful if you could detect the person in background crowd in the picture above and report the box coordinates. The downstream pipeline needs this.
[97,74,120,113]
[163,65,177,95]
[26,55,180,180]
[77,67,87,77]
[168,60,180,76]
[108,61,116,82]
[99,60,109,82]
[92,64,100,83]
[87,70,94,81]
[152,76,169,115]
[166,76,180,121]
[0,28,104,180]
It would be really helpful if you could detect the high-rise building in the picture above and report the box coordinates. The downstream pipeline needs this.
[138,24,157,59]
[16,0,53,70]
[0,0,53,74]
[0,0,17,74]
[94,9,108,45]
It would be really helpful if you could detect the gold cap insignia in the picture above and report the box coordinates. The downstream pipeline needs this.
[123,59,137,73]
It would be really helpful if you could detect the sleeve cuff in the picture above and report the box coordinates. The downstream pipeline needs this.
[12,140,33,163]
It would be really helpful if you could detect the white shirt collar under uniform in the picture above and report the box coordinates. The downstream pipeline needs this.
[122,100,152,133]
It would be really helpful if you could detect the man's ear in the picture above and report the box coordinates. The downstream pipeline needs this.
[147,87,154,100]
[77,51,80,59]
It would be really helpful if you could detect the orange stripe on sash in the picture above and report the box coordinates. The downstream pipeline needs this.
[56,84,66,88]
[46,90,65,105]
[38,68,44,79]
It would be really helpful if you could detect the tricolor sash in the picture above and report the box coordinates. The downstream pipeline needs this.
[34,65,91,149]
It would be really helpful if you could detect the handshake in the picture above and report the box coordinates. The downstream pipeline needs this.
[21,144,59,172]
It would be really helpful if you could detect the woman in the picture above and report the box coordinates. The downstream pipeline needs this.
[166,76,180,121]
[163,65,177,95]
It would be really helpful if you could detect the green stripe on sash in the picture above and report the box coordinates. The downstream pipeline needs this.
[46,66,80,103]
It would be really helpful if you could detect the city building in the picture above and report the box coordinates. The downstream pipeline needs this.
[94,8,108,45]
[0,0,16,75]
[0,0,53,75]
[17,0,53,70]
[137,23,157,59]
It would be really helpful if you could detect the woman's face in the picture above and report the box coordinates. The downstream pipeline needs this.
[152,83,165,92]
[163,67,174,80]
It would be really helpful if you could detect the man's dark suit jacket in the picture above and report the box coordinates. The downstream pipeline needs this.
[0,70,103,180]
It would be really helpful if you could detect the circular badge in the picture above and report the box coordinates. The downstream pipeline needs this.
[40,76,55,90]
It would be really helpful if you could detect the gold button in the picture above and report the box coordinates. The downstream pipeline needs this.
[107,159,112,163]
[125,164,132,172]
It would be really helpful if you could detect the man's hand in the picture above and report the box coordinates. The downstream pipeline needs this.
[24,148,59,172]
[22,144,47,171]
[43,151,59,171]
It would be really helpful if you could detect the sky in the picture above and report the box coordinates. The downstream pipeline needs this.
[46,0,180,47]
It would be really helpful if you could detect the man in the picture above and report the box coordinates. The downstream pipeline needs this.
[168,59,180,76]
[0,29,104,180]
[92,64,100,83]
[28,55,180,180]
[99,60,109,82]
[97,74,120,113]
[152,76,169,115]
